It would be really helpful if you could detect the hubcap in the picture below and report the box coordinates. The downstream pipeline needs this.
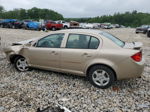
[92,69,110,86]
[16,58,29,71]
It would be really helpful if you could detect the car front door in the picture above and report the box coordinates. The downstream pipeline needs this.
[60,33,100,74]
[26,33,65,70]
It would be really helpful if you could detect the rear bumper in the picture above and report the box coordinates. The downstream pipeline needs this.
[116,58,145,80]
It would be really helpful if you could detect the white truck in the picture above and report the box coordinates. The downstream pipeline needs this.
[55,20,80,29]
[80,23,100,29]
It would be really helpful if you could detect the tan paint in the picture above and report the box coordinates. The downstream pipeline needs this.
[4,29,145,80]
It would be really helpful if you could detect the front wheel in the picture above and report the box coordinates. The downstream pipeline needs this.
[14,57,29,72]
[88,65,115,89]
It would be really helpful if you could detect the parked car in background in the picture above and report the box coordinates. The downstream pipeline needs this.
[0,19,3,26]
[12,21,24,29]
[147,28,150,37]
[69,21,80,28]
[22,20,32,29]
[80,23,100,29]
[25,21,41,30]
[4,29,144,89]
[56,20,80,29]
[113,24,121,28]
[45,20,63,31]
[101,25,112,29]
[136,25,150,34]
[101,23,113,29]
[83,23,95,29]
[55,20,70,29]
[0,19,17,28]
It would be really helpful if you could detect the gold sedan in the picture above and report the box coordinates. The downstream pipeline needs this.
[4,29,145,89]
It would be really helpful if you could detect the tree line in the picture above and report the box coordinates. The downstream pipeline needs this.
[0,6,63,20]
[0,5,150,27]
[66,11,150,27]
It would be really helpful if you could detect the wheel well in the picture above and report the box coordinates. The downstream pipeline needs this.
[86,64,117,80]
[10,55,24,64]
[64,25,68,27]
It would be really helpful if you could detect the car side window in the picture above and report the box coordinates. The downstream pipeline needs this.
[66,34,100,49]
[89,37,99,49]
[36,33,64,48]
[66,34,90,49]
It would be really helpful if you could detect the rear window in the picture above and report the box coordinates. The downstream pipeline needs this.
[141,25,149,28]
[100,32,125,47]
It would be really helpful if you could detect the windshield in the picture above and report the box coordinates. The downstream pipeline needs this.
[141,25,149,28]
[100,32,125,47]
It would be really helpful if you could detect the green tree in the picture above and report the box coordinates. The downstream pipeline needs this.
[0,6,64,20]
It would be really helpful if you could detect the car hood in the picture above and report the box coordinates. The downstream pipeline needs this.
[123,42,143,50]
[12,38,38,46]
[3,38,39,54]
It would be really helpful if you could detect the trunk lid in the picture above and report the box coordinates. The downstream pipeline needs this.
[123,42,143,50]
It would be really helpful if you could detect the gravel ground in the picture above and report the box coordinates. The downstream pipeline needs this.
[0,28,150,112]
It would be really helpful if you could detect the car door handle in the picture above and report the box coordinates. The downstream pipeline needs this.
[83,53,91,57]
[51,51,56,53]
[83,53,88,55]
[51,51,58,55]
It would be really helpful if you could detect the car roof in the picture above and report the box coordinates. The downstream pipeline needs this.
[57,29,104,35]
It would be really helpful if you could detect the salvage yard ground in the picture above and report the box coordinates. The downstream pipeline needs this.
[0,28,150,112]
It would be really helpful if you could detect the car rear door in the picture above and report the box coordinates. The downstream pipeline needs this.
[60,33,100,74]
[27,33,65,70]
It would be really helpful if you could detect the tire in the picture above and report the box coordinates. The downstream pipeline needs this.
[51,27,56,31]
[88,65,115,89]
[64,26,68,29]
[143,31,147,34]
[8,23,12,28]
[12,25,15,29]
[14,57,29,72]
[38,28,41,31]
[0,24,2,28]
[25,25,29,30]
[147,31,150,37]
[1,24,4,28]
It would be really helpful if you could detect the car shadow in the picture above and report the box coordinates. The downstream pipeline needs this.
[28,67,143,91]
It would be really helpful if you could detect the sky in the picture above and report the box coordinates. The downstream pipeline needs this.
[0,0,150,18]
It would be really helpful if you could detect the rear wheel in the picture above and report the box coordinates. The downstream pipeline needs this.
[12,25,15,29]
[64,26,68,29]
[51,27,56,31]
[14,57,29,72]
[136,32,139,34]
[147,31,150,37]
[1,24,4,28]
[88,65,115,89]
[143,31,147,34]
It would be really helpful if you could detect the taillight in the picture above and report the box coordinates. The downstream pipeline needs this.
[131,52,142,62]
